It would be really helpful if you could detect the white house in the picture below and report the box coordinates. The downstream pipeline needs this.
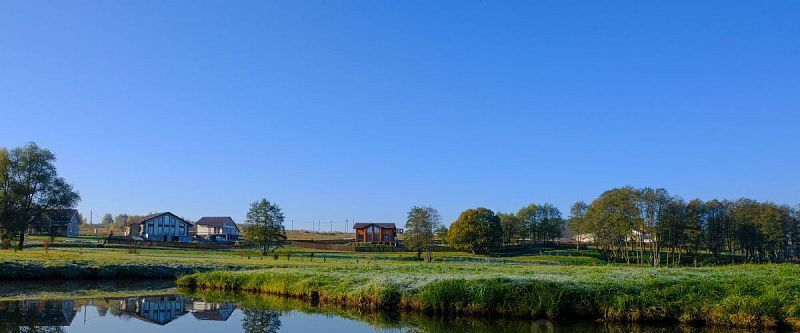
[126,212,193,242]
[195,216,239,241]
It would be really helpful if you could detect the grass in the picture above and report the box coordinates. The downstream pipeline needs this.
[3,242,799,329]
[177,263,800,329]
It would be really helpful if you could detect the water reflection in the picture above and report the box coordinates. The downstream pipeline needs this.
[0,291,789,333]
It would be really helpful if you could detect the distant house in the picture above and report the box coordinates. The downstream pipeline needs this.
[190,301,237,321]
[26,208,80,238]
[125,212,193,242]
[115,296,189,325]
[353,222,398,244]
[195,216,240,241]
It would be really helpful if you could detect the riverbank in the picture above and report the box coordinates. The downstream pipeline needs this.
[177,264,800,329]
[4,245,800,329]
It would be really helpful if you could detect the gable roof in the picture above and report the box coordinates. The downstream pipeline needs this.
[46,209,78,222]
[196,217,236,229]
[353,222,396,229]
[128,212,192,226]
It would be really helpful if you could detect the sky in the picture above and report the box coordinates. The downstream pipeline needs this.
[1,1,798,230]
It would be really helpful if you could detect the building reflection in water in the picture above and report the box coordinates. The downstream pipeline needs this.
[0,299,76,331]
[0,296,238,329]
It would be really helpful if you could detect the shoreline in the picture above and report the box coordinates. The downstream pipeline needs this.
[176,268,800,330]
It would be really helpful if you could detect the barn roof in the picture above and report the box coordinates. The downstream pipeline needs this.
[353,222,396,229]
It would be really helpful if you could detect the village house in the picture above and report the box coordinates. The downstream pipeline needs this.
[195,216,240,241]
[125,212,193,242]
[26,208,80,238]
[353,222,399,244]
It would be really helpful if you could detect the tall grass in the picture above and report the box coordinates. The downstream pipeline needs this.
[178,264,800,329]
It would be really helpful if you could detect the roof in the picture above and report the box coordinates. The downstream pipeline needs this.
[46,209,78,222]
[353,222,396,229]
[29,209,78,226]
[196,217,237,229]
[192,310,234,321]
[128,212,192,226]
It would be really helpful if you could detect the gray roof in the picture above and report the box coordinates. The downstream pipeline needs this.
[196,217,237,230]
[353,222,396,229]
[128,212,192,226]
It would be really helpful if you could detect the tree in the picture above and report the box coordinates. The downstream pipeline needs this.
[434,225,448,244]
[403,206,442,262]
[101,213,114,226]
[567,201,588,249]
[113,214,129,229]
[516,203,539,243]
[497,212,522,245]
[0,143,80,250]
[446,208,501,254]
[241,309,282,333]
[584,187,641,263]
[243,198,286,255]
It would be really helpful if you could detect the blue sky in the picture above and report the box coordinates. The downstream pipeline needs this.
[1,1,798,229]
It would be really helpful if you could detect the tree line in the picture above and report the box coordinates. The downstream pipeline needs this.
[569,186,800,265]
[415,187,799,266]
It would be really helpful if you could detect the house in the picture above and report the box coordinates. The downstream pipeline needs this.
[0,299,77,326]
[26,208,80,238]
[353,222,398,244]
[114,296,188,325]
[195,216,240,241]
[190,301,237,321]
[125,212,193,242]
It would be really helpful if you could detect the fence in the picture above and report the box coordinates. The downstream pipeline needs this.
[105,237,241,250]
[289,241,353,251]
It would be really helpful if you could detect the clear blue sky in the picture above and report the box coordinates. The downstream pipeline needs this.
[1,1,798,229]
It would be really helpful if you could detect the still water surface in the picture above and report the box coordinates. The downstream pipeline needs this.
[0,282,780,333]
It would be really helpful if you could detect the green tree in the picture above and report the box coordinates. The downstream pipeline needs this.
[516,203,539,243]
[101,213,114,226]
[584,187,641,263]
[434,225,448,244]
[0,143,80,250]
[567,201,588,249]
[445,208,501,254]
[243,198,286,255]
[497,212,522,245]
[404,206,442,262]
[113,214,129,229]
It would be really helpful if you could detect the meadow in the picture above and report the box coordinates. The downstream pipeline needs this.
[3,237,799,329]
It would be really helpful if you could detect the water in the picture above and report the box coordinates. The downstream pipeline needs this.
[0,282,781,333]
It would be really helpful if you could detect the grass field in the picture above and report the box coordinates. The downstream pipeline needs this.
[3,237,799,329]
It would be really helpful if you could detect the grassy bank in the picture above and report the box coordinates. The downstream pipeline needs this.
[178,263,800,329]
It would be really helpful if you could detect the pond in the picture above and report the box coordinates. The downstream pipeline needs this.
[0,281,782,333]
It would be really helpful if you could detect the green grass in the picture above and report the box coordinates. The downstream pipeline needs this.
[3,245,799,328]
[177,263,800,329]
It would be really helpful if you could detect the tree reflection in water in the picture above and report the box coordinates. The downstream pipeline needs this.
[241,309,282,333]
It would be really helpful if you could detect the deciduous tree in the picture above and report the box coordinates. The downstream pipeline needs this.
[243,198,286,255]
[446,208,501,254]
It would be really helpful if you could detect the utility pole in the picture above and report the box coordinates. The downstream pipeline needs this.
[90,210,93,225]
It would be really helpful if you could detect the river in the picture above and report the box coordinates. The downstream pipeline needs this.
[0,281,784,333]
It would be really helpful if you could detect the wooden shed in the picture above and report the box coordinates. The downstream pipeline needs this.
[353,222,398,244]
